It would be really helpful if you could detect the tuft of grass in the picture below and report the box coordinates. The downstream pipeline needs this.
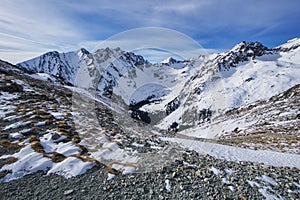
[45,120,52,125]
[3,157,18,165]
[105,165,121,175]
[56,128,70,134]
[40,115,54,120]
[77,144,89,155]
[72,135,81,144]
[33,109,48,116]
[29,135,39,143]
[239,194,247,200]
[31,141,45,154]
[70,154,99,165]
[52,104,58,110]
[0,170,11,179]
[48,152,66,163]
[57,122,71,129]
[0,140,21,150]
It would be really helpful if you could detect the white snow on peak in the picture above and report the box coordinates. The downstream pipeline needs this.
[161,57,186,69]
[161,57,177,64]
[276,38,300,50]
[156,40,300,133]
[16,40,300,138]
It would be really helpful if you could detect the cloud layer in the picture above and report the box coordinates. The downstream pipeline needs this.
[0,0,299,63]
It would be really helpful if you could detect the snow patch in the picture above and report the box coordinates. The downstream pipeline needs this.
[0,133,94,182]
[163,137,300,169]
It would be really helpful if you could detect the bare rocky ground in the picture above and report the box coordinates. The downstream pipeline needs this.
[1,152,300,200]
[0,61,299,199]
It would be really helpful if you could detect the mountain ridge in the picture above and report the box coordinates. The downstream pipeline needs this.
[15,38,300,133]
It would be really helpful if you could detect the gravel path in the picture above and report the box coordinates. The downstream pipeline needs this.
[1,150,299,200]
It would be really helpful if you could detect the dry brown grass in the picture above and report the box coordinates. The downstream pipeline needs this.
[218,132,300,154]
[52,104,58,110]
[105,165,121,175]
[72,135,81,144]
[70,154,100,165]
[3,157,18,165]
[0,140,21,150]
[76,144,88,155]
[35,120,52,126]
[0,170,11,179]
[29,135,39,143]
[57,122,71,129]
[56,128,70,134]
[48,152,66,163]
[33,109,48,116]
[105,161,139,175]
[239,194,247,200]
[31,141,45,154]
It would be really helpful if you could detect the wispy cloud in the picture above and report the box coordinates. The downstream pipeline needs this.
[0,0,85,63]
[0,0,299,63]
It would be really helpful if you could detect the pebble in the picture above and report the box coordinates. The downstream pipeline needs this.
[63,189,74,196]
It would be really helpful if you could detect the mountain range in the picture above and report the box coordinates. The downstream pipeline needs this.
[16,38,300,137]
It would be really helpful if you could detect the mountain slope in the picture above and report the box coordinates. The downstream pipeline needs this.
[17,47,200,124]
[157,39,300,132]
[16,39,300,135]
[17,48,192,104]
[17,49,90,85]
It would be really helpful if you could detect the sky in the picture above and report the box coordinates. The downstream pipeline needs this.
[0,0,299,63]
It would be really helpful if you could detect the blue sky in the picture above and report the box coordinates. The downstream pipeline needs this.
[0,0,299,63]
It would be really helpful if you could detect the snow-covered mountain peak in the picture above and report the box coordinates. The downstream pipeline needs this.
[15,39,300,131]
[228,41,269,60]
[275,38,300,52]
[232,41,267,52]
[94,47,121,58]
[93,47,148,67]
[160,56,187,69]
[77,48,90,58]
[208,41,270,71]
[161,57,178,64]
[286,37,300,44]
[156,39,300,132]
[17,49,91,85]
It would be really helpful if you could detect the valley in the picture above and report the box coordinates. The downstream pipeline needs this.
[0,38,299,199]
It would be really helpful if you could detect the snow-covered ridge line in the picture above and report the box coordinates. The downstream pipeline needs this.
[157,38,300,131]
[15,39,300,131]
[274,38,300,51]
